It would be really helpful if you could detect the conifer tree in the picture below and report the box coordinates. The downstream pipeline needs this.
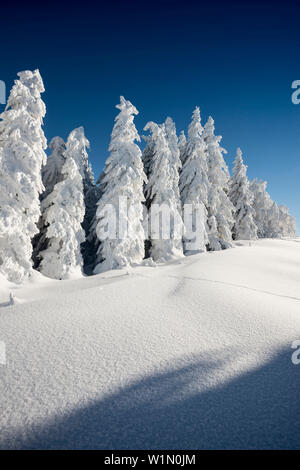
[65,127,99,273]
[32,136,66,266]
[0,69,47,283]
[250,179,273,238]
[265,201,280,238]
[278,205,296,237]
[94,97,146,273]
[178,130,187,164]
[42,136,66,199]
[204,116,234,250]
[229,148,257,240]
[144,120,183,261]
[38,134,85,279]
[179,107,209,252]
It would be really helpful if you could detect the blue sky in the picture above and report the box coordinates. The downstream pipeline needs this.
[1,0,299,232]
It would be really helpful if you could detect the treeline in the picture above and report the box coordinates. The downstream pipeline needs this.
[0,70,296,283]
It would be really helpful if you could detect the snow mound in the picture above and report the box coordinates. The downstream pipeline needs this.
[0,239,300,449]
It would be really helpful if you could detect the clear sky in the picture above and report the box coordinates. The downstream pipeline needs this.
[1,0,299,232]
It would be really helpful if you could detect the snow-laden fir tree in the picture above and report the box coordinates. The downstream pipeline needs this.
[32,136,66,266]
[142,130,156,179]
[178,130,187,164]
[0,70,47,283]
[144,119,184,261]
[179,107,209,252]
[250,179,273,238]
[65,127,99,273]
[229,148,258,240]
[38,133,86,280]
[249,179,292,239]
[204,116,234,250]
[63,127,97,230]
[278,205,296,237]
[142,124,157,258]
[265,201,281,238]
[94,96,147,273]
[265,200,296,239]
[66,127,94,187]
[42,136,66,199]
[165,116,181,167]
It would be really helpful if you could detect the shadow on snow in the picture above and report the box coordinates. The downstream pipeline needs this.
[2,347,299,449]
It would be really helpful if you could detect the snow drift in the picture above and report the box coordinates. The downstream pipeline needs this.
[0,238,299,449]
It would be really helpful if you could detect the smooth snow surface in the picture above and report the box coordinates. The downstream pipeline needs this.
[0,239,300,449]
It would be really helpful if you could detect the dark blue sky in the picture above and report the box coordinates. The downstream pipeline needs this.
[1,0,299,231]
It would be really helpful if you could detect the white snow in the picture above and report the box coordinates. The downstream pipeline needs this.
[143,119,184,261]
[0,69,47,283]
[0,239,300,449]
[204,116,234,250]
[94,96,146,273]
[179,107,209,253]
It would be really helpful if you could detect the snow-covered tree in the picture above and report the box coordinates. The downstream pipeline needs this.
[32,136,66,265]
[142,125,157,258]
[204,116,234,250]
[142,132,155,180]
[179,107,209,252]
[265,201,281,238]
[42,136,66,199]
[64,127,99,272]
[278,205,296,237]
[178,130,187,164]
[250,179,273,238]
[65,127,93,189]
[250,179,293,239]
[144,120,183,261]
[229,148,257,240]
[62,127,97,228]
[0,69,47,283]
[94,96,146,273]
[38,134,86,280]
[165,117,181,167]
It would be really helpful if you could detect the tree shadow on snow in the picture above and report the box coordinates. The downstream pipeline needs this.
[3,348,300,450]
